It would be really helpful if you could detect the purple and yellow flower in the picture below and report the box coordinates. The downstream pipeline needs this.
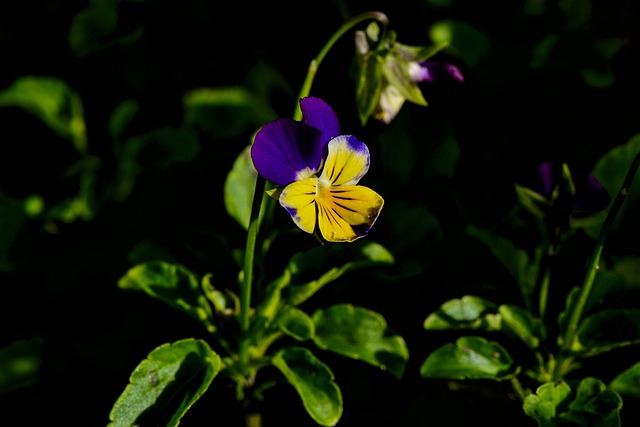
[251,97,384,243]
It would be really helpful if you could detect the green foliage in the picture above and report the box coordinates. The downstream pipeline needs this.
[523,378,622,427]
[272,347,343,426]
[108,338,221,427]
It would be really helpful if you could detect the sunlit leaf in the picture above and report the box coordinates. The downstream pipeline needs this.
[108,338,221,427]
[278,307,315,341]
[523,378,622,427]
[499,304,545,350]
[313,304,408,378]
[224,145,257,229]
[609,360,640,398]
[0,76,87,154]
[420,336,519,380]
[272,347,342,426]
[424,295,499,330]
[117,261,214,327]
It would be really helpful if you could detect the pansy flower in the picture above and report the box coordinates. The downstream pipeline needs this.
[251,97,384,243]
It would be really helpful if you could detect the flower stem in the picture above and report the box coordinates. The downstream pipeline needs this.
[238,175,267,372]
[561,151,640,352]
[294,11,389,120]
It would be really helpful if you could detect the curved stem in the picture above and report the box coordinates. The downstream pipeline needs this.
[294,11,389,120]
[561,151,640,351]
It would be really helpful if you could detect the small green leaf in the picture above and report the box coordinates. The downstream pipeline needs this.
[428,19,491,66]
[109,99,139,143]
[313,304,408,378]
[272,347,342,426]
[610,360,640,398]
[424,295,499,330]
[382,54,427,106]
[499,304,545,350]
[420,336,519,380]
[573,309,640,356]
[278,307,315,341]
[117,261,214,326]
[223,145,257,229]
[354,45,384,126]
[182,86,275,139]
[523,381,573,424]
[524,378,622,427]
[0,337,46,394]
[108,338,221,427]
[0,76,87,154]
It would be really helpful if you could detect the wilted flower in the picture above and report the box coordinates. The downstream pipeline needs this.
[515,162,610,235]
[354,22,463,125]
[251,97,384,243]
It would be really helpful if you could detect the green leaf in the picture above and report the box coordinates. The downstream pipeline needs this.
[424,295,500,330]
[428,19,491,66]
[312,304,408,378]
[382,53,427,106]
[610,360,640,398]
[182,86,275,139]
[524,378,622,427]
[287,241,393,306]
[117,261,214,327]
[499,304,545,350]
[68,1,143,57]
[354,46,384,126]
[223,145,257,229]
[559,269,628,342]
[588,133,640,239]
[109,99,139,143]
[272,347,342,426]
[573,308,640,356]
[108,338,221,427]
[124,127,200,170]
[0,76,87,154]
[278,307,315,341]
[0,337,46,394]
[420,336,519,380]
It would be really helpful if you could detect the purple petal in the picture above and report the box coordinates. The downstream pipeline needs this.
[251,118,324,186]
[300,97,341,147]
[446,64,465,82]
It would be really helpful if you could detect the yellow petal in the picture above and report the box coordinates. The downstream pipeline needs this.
[321,136,369,186]
[279,177,318,234]
[316,185,384,242]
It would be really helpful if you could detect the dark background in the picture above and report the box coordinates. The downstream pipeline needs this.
[2,0,640,425]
